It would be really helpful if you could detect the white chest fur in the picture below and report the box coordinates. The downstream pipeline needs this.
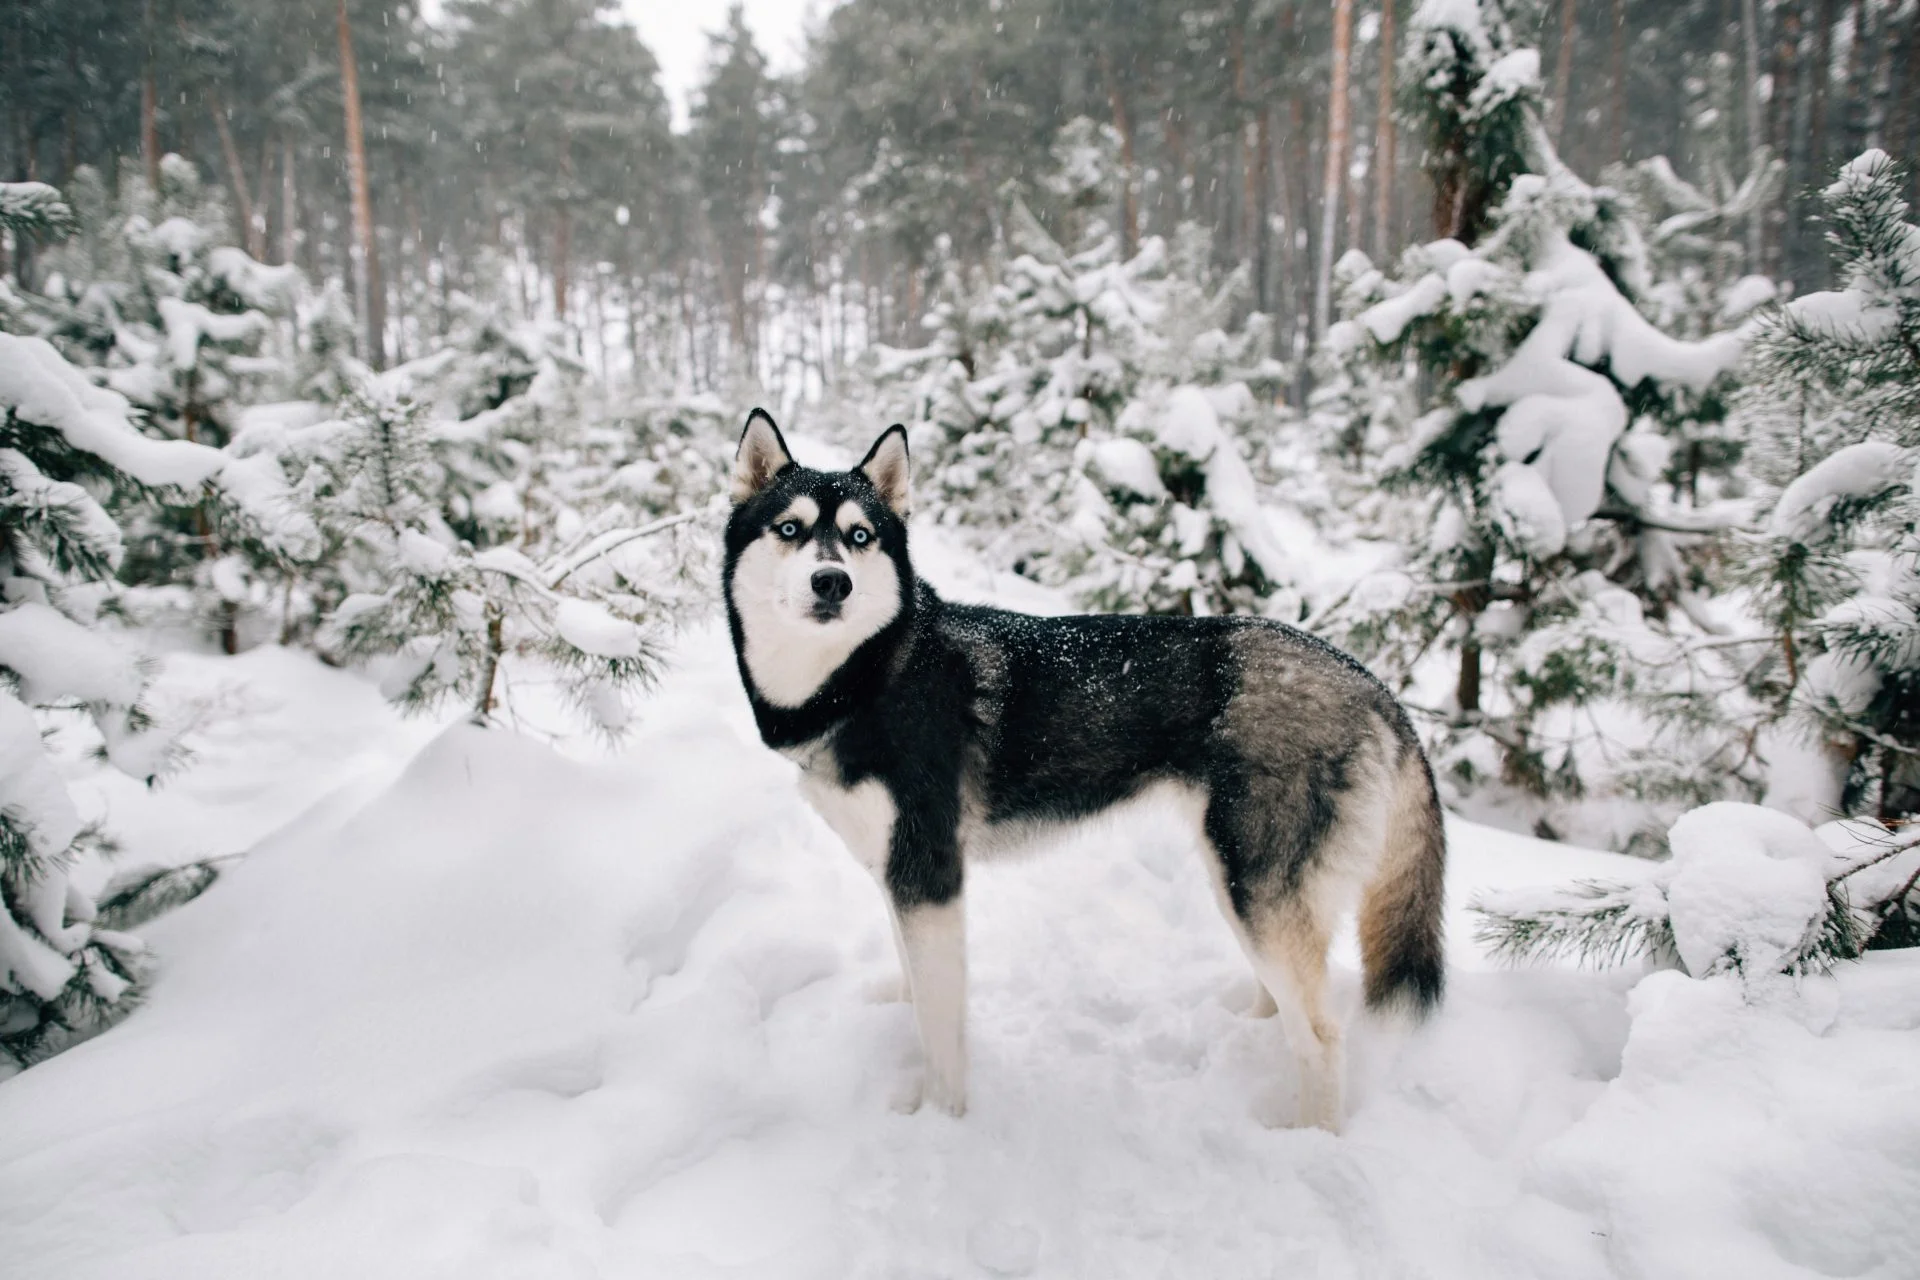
[794,760,896,874]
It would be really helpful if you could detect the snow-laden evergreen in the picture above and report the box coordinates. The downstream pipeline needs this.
[1735,153,1920,861]
[868,121,1290,616]
[1317,1,1758,848]
[0,253,226,1061]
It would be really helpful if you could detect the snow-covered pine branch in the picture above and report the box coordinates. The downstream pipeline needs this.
[1471,803,1914,984]
[0,183,76,239]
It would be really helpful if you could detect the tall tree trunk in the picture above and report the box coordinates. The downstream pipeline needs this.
[1810,0,1837,185]
[1610,0,1629,166]
[337,0,386,369]
[552,206,571,324]
[1742,0,1764,265]
[1770,3,1802,276]
[1256,103,1273,312]
[141,0,161,189]
[1550,0,1578,144]
[1232,19,1257,266]
[207,90,265,259]
[1101,51,1139,257]
[279,134,297,266]
[1315,0,1355,339]
[1894,8,1920,198]
[1373,0,1398,261]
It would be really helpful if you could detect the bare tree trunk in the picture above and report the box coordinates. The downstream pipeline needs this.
[337,0,386,368]
[1232,18,1255,264]
[1742,0,1764,265]
[208,91,265,259]
[1315,0,1355,339]
[141,0,161,189]
[278,136,295,268]
[1894,8,1920,199]
[552,206,571,324]
[1551,0,1578,144]
[1256,103,1273,311]
[1372,0,1399,261]
[1101,50,1139,257]
[1810,0,1837,184]
[1610,0,1629,166]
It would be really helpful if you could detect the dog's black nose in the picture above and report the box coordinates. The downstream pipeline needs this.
[811,567,853,604]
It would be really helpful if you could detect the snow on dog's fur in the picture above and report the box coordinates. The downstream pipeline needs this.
[721,409,1447,1128]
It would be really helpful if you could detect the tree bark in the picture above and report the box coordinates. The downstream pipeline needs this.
[1610,0,1629,166]
[1231,18,1257,266]
[1315,0,1355,339]
[1810,0,1837,184]
[279,134,297,267]
[337,0,386,369]
[208,90,265,259]
[1742,0,1764,265]
[1101,50,1139,257]
[1256,103,1273,312]
[1550,0,1578,143]
[141,1,161,190]
[1373,0,1398,261]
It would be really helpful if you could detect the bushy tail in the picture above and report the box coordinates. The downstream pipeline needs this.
[1359,752,1447,1016]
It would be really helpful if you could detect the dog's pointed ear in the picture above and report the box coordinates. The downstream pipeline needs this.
[732,408,794,503]
[857,425,911,517]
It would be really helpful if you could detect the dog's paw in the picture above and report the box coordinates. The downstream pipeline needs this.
[1248,985,1278,1019]
[922,1073,968,1118]
[888,1074,925,1114]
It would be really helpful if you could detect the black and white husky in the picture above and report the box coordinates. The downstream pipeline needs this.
[722,410,1446,1130]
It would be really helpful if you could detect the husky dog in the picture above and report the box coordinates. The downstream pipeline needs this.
[721,409,1446,1129]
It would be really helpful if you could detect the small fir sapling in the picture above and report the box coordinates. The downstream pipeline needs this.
[303,384,673,735]
[0,225,227,1061]
[1735,152,1920,831]
[26,157,308,653]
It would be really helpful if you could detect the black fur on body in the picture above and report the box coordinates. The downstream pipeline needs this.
[722,409,1447,1127]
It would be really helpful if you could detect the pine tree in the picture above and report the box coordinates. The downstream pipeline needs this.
[1736,151,1920,828]
[1319,0,1754,847]
[868,119,1291,615]
[27,158,309,652]
[287,380,679,736]
[0,186,227,1064]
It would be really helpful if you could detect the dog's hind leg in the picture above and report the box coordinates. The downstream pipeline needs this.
[896,895,968,1115]
[1242,902,1344,1131]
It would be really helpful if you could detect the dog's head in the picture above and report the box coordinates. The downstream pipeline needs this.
[722,409,913,708]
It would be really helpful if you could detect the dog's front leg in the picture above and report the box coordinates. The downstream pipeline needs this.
[896,894,967,1116]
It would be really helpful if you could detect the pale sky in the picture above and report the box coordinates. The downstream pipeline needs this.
[623,0,823,128]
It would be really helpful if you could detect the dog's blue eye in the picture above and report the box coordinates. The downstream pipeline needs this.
[850,528,871,546]
[777,521,799,539]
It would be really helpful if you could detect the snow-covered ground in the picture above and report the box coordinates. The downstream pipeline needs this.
[3,547,1918,1279]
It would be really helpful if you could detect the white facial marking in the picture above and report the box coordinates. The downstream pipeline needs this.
[731,503,902,708]
[779,496,820,529]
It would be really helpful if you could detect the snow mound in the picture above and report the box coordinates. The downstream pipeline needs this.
[1665,804,1833,979]
[1,632,1916,1278]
